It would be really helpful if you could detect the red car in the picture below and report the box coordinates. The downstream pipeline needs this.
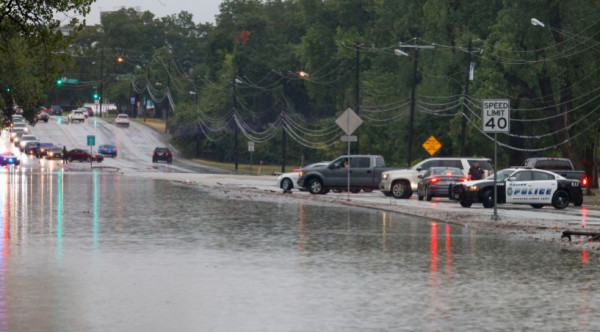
[66,149,104,163]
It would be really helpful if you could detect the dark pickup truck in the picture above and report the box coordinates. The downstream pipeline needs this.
[297,155,395,194]
[521,158,589,191]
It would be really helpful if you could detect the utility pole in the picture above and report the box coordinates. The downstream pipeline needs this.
[354,42,360,154]
[99,46,104,118]
[460,38,473,156]
[233,76,239,171]
[165,60,171,133]
[397,38,435,166]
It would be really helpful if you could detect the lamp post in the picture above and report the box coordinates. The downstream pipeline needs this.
[395,38,435,166]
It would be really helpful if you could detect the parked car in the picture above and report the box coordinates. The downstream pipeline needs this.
[451,168,583,209]
[19,135,39,151]
[83,106,94,117]
[115,114,130,127]
[66,149,104,163]
[25,142,54,158]
[50,105,63,116]
[45,146,65,159]
[379,157,493,199]
[0,153,20,166]
[35,108,49,122]
[11,130,25,144]
[296,155,397,194]
[277,162,330,192]
[152,147,172,164]
[68,109,86,123]
[416,167,468,201]
[98,144,117,157]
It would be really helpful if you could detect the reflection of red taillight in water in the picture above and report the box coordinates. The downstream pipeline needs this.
[430,177,440,184]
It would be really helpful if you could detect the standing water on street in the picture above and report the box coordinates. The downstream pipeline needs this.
[0,170,598,331]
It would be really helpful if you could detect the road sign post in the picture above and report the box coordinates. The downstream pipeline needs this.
[482,99,510,221]
[336,108,363,201]
[87,135,95,168]
[248,142,254,172]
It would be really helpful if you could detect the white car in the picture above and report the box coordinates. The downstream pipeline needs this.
[277,162,330,192]
[68,110,85,123]
[19,135,38,151]
[115,114,130,127]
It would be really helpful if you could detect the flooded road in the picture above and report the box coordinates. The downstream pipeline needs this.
[0,169,598,331]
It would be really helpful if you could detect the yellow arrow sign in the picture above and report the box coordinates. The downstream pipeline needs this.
[422,135,442,156]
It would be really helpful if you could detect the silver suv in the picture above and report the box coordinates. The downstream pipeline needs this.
[379,157,492,199]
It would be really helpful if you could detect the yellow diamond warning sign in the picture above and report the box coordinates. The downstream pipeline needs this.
[422,135,442,156]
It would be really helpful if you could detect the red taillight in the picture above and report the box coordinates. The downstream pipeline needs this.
[444,172,453,176]
[459,177,468,182]
[292,169,301,173]
[153,152,157,156]
[430,177,440,184]
[165,153,169,156]
[581,175,588,187]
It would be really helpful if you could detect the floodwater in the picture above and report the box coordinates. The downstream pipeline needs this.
[1,169,599,331]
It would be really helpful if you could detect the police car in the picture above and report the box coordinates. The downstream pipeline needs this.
[451,168,583,209]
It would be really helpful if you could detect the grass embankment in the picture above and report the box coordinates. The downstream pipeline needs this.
[133,117,287,175]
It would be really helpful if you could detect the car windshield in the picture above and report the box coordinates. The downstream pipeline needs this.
[485,169,516,181]
[118,115,128,119]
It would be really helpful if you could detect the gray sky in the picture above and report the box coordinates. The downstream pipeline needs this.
[56,0,225,25]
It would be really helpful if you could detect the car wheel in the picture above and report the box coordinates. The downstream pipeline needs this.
[417,193,424,201]
[481,189,494,208]
[68,157,72,162]
[350,188,361,194]
[362,188,373,193]
[281,178,293,192]
[320,189,330,194]
[460,201,473,208]
[332,189,344,193]
[573,195,583,207]
[391,180,410,199]
[530,204,544,209]
[86,157,91,162]
[307,178,324,195]
[425,187,432,201]
[552,190,570,209]
[152,158,156,163]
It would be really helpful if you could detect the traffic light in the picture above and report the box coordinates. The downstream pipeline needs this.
[5,87,10,92]
[93,92,99,100]
[56,79,63,86]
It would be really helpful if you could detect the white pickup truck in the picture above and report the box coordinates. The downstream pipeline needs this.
[68,109,86,123]
[379,157,492,199]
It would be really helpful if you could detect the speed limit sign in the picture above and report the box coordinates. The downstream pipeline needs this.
[482,99,510,133]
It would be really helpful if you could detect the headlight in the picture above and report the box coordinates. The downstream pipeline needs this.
[468,185,479,192]
[382,173,389,180]
[298,171,304,177]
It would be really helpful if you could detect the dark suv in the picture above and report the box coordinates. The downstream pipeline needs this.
[152,147,172,164]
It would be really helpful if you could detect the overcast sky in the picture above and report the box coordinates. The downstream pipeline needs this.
[56,0,225,26]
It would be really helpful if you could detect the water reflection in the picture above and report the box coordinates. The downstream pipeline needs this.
[0,173,596,331]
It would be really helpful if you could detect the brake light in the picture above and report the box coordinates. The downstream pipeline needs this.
[292,169,301,173]
[165,153,169,156]
[459,177,468,182]
[153,152,157,156]
[581,175,588,187]
[430,177,440,184]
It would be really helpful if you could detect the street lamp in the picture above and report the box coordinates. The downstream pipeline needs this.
[530,18,545,27]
